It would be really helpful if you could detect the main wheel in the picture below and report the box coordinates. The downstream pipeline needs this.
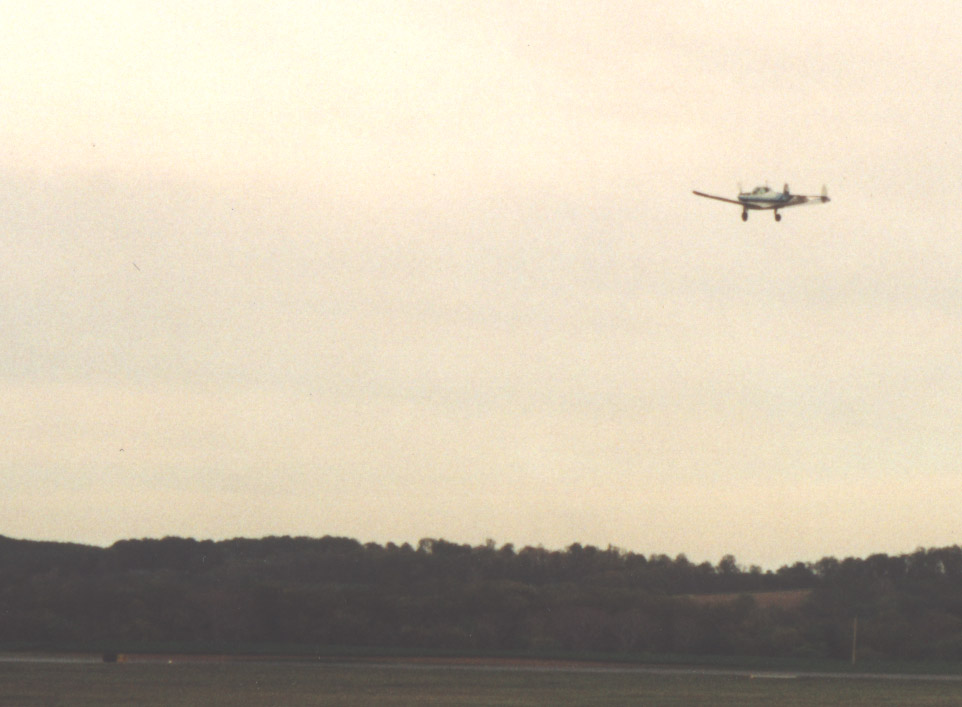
[774,212,782,222]
[741,211,748,222]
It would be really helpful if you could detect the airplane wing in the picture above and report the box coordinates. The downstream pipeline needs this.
[692,191,743,206]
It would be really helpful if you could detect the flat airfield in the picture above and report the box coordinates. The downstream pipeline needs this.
[3,655,962,706]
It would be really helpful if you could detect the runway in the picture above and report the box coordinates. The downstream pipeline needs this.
[2,652,961,683]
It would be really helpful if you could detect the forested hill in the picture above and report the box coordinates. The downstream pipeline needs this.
[3,535,962,661]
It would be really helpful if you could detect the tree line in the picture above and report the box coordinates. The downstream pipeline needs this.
[2,534,962,661]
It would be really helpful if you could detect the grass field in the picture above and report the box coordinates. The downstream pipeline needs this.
[3,659,962,706]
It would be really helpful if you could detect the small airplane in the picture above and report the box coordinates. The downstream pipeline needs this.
[693,184,830,221]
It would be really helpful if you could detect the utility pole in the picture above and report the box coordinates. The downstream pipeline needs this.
[850,615,858,666]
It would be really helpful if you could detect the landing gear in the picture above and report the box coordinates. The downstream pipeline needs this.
[741,210,748,222]
[774,211,782,222]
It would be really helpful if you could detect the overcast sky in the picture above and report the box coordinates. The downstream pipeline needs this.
[4,2,962,568]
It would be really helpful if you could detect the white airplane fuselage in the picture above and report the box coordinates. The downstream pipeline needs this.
[738,185,796,208]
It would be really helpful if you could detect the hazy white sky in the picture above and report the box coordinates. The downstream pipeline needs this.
[4,2,962,568]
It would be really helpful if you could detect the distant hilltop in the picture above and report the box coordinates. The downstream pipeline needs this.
[2,535,961,662]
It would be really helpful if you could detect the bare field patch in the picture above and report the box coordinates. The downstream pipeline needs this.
[686,589,812,609]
